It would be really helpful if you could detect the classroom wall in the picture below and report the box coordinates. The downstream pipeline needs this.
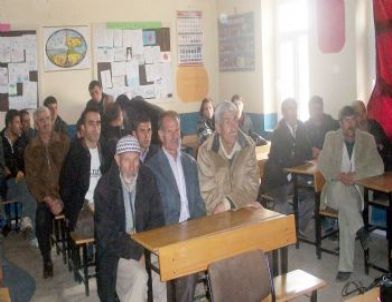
[0,0,219,124]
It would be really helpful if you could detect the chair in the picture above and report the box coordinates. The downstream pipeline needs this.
[50,214,68,264]
[258,159,274,209]
[314,171,339,259]
[208,250,275,302]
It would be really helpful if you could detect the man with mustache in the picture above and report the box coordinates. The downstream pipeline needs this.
[318,105,384,281]
[147,110,205,302]
[197,100,261,215]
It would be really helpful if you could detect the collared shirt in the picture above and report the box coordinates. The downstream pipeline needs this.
[285,121,298,139]
[140,147,149,163]
[120,175,137,233]
[162,147,190,223]
[219,137,241,160]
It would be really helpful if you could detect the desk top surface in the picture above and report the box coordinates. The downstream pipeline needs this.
[284,161,318,176]
[355,172,392,193]
[132,207,285,253]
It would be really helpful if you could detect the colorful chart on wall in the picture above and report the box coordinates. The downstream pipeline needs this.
[43,26,90,71]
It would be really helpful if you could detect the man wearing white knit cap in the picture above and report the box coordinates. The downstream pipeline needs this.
[94,135,166,302]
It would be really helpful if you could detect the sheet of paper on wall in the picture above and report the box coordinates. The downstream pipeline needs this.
[113,30,123,48]
[103,29,114,48]
[161,62,173,97]
[0,37,11,63]
[145,63,160,82]
[143,30,156,46]
[140,84,156,99]
[8,83,17,96]
[144,46,161,64]
[8,63,29,84]
[130,30,143,55]
[0,67,8,85]
[0,85,7,94]
[96,47,114,62]
[123,30,132,47]
[23,81,38,108]
[95,24,106,47]
[160,52,171,63]
[23,34,37,70]
[111,61,126,77]
[113,47,126,62]
[101,69,113,89]
[112,75,125,88]
[126,61,139,88]
[10,36,25,63]
[9,96,26,110]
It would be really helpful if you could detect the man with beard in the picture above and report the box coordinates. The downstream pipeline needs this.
[318,106,384,281]
[94,136,165,301]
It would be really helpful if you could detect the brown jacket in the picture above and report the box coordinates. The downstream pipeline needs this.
[197,131,260,214]
[24,132,70,202]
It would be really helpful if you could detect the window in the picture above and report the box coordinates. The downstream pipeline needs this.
[276,0,309,120]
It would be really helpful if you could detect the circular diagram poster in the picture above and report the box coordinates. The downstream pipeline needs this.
[43,26,90,71]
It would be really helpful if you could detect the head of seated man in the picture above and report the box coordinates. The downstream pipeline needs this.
[215,100,240,155]
[88,80,104,103]
[281,98,298,128]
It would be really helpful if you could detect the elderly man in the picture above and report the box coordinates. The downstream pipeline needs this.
[95,136,165,302]
[264,98,314,234]
[147,110,205,302]
[318,106,384,281]
[132,115,159,163]
[25,106,69,278]
[197,100,260,214]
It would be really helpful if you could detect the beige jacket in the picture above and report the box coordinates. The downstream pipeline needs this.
[318,129,384,209]
[197,131,260,214]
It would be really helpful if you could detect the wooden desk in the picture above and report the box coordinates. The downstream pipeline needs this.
[344,287,379,301]
[132,207,296,302]
[256,142,271,161]
[355,172,392,273]
[285,161,319,248]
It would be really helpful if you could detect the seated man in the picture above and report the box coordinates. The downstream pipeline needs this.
[318,106,384,281]
[43,96,69,136]
[95,136,165,302]
[352,100,391,170]
[24,106,70,278]
[197,100,261,214]
[132,115,159,163]
[60,107,108,235]
[147,111,206,302]
[87,80,114,116]
[304,95,339,158]
[19,109,36,141]
[264,98,314,234]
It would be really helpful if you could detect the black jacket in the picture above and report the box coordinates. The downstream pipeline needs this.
[1,130,27,178]
[143,144,159,163]
[304,114,339,150]
[59,138,109,229]
[264,120,312,190]
[94,163,164,302]
[53,116,69,136]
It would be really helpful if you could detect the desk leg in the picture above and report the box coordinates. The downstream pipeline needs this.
[363,188,369,275]
[388,193,392,272]
[293,175,300,248]
[144,250,153,302]
[272,250,279,277]
[280,247,288,274]
[315,191,321,259]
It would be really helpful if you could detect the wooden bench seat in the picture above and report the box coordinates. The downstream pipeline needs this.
[262,269,327,302]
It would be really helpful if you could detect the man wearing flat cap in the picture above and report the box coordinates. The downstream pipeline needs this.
[94,135,166,302]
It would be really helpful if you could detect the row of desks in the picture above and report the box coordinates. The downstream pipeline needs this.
[132,207,296,302]
[285,160,392,273]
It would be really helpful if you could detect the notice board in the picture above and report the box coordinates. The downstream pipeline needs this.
[218,12,255,72]
[0,30,38,111]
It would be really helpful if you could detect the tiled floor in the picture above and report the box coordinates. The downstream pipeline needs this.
[3,226,388,301]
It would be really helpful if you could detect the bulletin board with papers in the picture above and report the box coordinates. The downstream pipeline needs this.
[0,30,38,111]
[93,22,173,100]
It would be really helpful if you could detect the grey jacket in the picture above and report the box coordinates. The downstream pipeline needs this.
[146,149,206,225]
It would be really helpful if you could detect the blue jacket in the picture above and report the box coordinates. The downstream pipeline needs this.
[147,149,206,225]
